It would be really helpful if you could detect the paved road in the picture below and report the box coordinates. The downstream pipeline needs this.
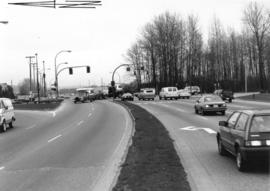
[134,97,270,191]
[0,100,132,191]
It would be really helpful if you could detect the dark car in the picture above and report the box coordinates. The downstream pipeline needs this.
[194,95,226,115]
[214,89,234,103]
[121,93,134,101]
[217,110,270,171]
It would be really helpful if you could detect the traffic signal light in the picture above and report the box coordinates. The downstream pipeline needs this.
[69,67,73,75]
[111,80,115,87]
[86,66,90,73]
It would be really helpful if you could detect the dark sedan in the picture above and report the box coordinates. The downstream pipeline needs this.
[121,93,134,101]
[194,95,227,115]
[217,110,270,171]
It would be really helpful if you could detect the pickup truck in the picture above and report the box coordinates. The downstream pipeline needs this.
[214,89,234,103]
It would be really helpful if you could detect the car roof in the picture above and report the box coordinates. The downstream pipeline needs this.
[235,109,270,116]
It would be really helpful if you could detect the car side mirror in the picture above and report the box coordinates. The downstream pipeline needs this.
[219,121,228,127]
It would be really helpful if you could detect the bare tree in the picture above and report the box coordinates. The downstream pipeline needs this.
[243,2,270,90]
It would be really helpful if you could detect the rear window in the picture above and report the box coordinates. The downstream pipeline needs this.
[146,90,154,93]
[168,88,172,92]
[205,96,222,102]
[250,115,270,132]
[173,88,177,91]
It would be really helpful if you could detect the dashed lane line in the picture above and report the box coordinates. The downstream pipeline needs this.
[77,120,84,126]
[0,166,5,170]
[48,134,62,143]
[26,124,36,130]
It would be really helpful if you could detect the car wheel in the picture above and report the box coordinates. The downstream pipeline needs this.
[9,122,13,128]
[236,148,247,171]
[201,109,205,115]
[1,121,7,132]
[217,138,227,156]
[229,99,232,103]
[195,108,198,114]
[159,96,162,100]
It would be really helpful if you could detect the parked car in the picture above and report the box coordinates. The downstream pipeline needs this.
[0,98,15,132]
[178,89,191,99]
[214,89,234,102]
[194,95,226,115]
[159,87,178,100]
[121,93,134,101]
[217,109,270,171]
[138,88,155,101]
[184,86,200,95]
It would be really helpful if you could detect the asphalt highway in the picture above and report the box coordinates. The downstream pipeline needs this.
[135,97,270,191]
[0,100,132,191]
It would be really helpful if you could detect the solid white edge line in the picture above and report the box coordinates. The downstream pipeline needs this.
[48,134,62,143]
[0,166,5,170]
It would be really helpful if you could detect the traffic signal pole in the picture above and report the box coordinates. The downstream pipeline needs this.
[111,64,130,99]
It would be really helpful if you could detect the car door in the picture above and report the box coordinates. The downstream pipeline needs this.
[2,100,10,122]
[230,113,249,154]
[226,112,240,152]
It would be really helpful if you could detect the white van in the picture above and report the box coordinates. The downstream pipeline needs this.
[0,98,15,132]
[159,87,178,100]
[138,88,156,101]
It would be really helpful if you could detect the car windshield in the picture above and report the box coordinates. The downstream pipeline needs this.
[250,115,270,132]
[204,96,222,102]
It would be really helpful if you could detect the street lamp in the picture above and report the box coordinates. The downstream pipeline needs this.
[54,50,71,98]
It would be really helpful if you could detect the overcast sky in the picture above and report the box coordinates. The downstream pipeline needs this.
[0,0,269,88]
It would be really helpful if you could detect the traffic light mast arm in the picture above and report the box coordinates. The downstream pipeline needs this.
[112,64,130,83]
[57,65,90,77]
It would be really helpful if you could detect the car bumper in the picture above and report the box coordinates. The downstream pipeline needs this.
[203,107,227,112]
[241,147,270,161]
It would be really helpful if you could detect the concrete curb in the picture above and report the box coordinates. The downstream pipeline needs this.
[92,101,135,191]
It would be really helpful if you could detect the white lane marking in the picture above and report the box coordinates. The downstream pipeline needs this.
[49,111,56,117]
[0,166,5,170]
[176,108,187,113]
[48,134,62,143]
[198,116,208,120]
[77,120,84,126]
[26,124,36,130]
[180,126,216,134]
[88,113,92,117]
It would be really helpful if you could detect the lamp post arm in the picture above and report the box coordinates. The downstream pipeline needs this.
[112,64,130,82]
[57,65,90,77]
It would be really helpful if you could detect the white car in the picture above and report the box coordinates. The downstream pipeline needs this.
[0,98,15,132]
[138,88,155,101]
[184,86,200,95]
[178,89,191,99]
[159,87,178,100]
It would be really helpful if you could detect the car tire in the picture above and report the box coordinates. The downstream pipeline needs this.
[159,96,162,100]
[9,122,13,128]
[201,109,205,115]
[217,138,227,156]
[195,108,198,114]
[0,121,7,132]
[229,99,232,103]
[236,148,247,171]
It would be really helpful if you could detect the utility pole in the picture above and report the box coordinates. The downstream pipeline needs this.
[43,61,47,97]
[35,53,40,103]
[26,56,35,92]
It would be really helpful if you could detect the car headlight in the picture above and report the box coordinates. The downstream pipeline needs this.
[245,140,262,146]
[205,105,210,108]
[266,140,270,146]
[222,103,226,107]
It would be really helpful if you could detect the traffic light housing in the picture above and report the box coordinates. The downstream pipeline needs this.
[126,67,130,72]
[69,67,73,75]
[111,80,115,87]
[86,66,90,73]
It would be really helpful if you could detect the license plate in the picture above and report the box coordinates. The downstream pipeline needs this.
[214,105,218,108]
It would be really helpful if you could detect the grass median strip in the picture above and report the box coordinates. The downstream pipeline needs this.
[113,101,191,191]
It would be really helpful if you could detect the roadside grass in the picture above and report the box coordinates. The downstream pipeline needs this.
[14,102,61,111]
[113,101,191,191]
[238,93,270,102]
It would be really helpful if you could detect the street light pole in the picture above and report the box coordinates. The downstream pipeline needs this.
[26,56,35,92]
[54,50,71,98]
[35,53,40,103]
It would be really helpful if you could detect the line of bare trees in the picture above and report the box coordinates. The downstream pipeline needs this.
[126,2,270,93]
